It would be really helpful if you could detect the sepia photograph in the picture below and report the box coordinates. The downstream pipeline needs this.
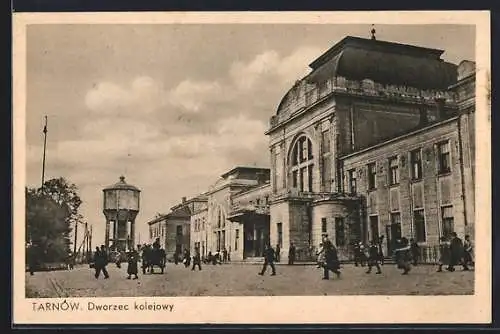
[12,11,491,324]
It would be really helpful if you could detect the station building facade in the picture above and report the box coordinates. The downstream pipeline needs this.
[146,36,476,264]
[266,36,475,262]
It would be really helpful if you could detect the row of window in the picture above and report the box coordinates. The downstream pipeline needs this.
[193,217,206,232]
[149,225,165,240]
[347,141,452,193]
[368,205,454,243]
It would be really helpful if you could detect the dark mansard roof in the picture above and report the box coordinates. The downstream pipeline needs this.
[276,36,457,115]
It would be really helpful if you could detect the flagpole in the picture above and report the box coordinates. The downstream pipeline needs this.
[41,115,48,192]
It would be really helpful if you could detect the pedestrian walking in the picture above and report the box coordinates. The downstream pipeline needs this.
[258,243,276,276]
[288,242,296,265]
[462,235,473,270]
[94,245,110,279]
[410,238,420,266]
[366,240,382,274]
[321,234,341,280]
[448,232,464,272]
[437,236,451,272]
[378,235,385,265]
[191,246,202,271]
[222,247,228,263]
[183,249,191,268]
[126,248,139,280]
[275,244,281,262]
[394,237,411,275]
[316,243,325,268]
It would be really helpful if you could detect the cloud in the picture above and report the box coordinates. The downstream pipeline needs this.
[27,46,320,246]
[85,76,166,115]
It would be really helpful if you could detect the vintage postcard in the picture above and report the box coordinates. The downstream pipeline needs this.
[12,11,491,325]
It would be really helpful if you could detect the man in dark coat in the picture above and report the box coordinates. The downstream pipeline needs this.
[437,236,451,272]
[462,235,473,271]
[191,246,202,271]
[377,235,385,265]
[288,243,296,265]
[366,240,382,274]
[127,248,139,279]
[321,234,341,280]
[94,246,110,279]
[394,237,411,275]
[448,232,464,272]
[410,238,420,266]
[258,243,276,276]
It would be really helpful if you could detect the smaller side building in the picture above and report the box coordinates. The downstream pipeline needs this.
[147,195,207,260]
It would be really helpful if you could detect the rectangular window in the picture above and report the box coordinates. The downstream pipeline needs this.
[369,215,379,241]
[390,212,402,241]
[322,130,330,153]
[176,225,182,236]
[292,170,298,188]
[235,229,239,251]
[414,209,426,242]
[389,157,399,185]
[348,169,357,194]
[441,206,454,238]
[322,156,331,192]
[299,168,305,192]
[222,230,226,250]
[202,218,205,231]
[368,163,377,190]
[321,218,327,233]
[410,149,423,180]
[438,141,451,174]
[335,217,346,246]
[308,165,313,192]
[277,223,283,248]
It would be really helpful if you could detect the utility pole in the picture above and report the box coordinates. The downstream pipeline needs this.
[89,225,93,254]
[84,222,88,262]
[41,115,48,192]
[73,221,78,256]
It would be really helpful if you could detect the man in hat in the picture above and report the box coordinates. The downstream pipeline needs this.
[321,234,341,280]
[366,240,382,274]
[258,242,276,276]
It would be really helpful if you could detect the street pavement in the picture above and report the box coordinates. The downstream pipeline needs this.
[25,262,474,298]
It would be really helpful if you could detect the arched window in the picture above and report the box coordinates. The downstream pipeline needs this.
[290,136,314,193]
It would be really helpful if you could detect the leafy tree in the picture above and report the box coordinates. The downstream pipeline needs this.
[26,177,83,263]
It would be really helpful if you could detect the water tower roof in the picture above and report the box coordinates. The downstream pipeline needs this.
[103,176,140,192]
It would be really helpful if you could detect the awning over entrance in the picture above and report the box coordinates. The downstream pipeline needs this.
[227,205,270,223]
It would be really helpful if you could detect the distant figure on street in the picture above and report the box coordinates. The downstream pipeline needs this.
[437,236,451,272]
[153,238,161,250]
[222,247,228,263]
[94,246,109,279]
[448,232,464,272]
[316,243,325,268]
[288,243,296,265]
[462,235,473,271]
[126,248,139,280]
[394,238,411,275]
[377,235,385,265]
[275,244,281,262]
[320,234,340,280]
[258,243,276,276]
[227,247,231,262]
[191,246,202,271]
[183,249,191,268]
[410,238,420,266]
[320,234,341,280]
[366,240,382,274]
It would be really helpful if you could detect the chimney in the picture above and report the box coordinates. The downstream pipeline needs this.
[435,97,446,120]
[419,106,428,126]
[182,197,187,203]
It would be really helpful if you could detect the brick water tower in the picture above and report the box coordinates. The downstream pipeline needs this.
[102,176,140,251]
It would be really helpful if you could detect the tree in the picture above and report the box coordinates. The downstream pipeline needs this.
[25,177,83,263]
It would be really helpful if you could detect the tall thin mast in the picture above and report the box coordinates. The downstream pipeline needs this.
[41,115,48,192]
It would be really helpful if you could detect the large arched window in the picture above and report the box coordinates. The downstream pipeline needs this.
[290,136,314,193]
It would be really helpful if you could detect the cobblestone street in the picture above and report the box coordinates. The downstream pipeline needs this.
[25,262,474,298]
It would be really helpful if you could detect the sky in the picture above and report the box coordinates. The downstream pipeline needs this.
[25,24,475,247]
